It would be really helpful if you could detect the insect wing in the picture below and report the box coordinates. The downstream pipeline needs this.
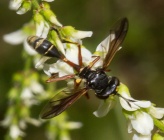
[103,18,128,69]
[40,88,88,119]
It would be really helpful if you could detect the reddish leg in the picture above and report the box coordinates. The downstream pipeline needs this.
[77,44,83,67]
[46,74,75,83]
[73,78,89,99]
[88,56,100,69]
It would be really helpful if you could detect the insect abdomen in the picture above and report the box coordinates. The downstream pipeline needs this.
[27,36,62,58]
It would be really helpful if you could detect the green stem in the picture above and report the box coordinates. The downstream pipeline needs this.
[114,102,130,140]
[22,51,32,72]
[153,117,164,132]
[31,0,40,9]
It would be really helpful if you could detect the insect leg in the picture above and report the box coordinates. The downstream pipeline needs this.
[88,56,100,69]
[46,74,75,83]
[73,78,89,99]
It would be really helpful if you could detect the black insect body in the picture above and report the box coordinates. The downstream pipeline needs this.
[79,67,119,99]
[27,36,63,58]
[27,17,128,119]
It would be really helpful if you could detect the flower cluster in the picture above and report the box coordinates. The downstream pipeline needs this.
[3,0,86,140]
[3,0,164,140]
[94,83,164,140]
[9,0,55,15]
[1,72,43,140]
[32,26,164,139]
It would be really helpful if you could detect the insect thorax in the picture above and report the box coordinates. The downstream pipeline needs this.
[79,67,120,99]
[79,67,109,91]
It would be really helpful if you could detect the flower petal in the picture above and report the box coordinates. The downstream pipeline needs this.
[35,57,50,69]
[71,31,93,39]
[43,60,74,77]
[30,81,45,94]
[10,125,25,139]
[21,87,33,99]
[0,116,12,127]
[119,97,140,111]
[65,44,92,66]
[93,97,116,117]
[17,7,26,15]
[118,86,151,111]
[65,44,79,65]
[24,39,37,55]
[131,112,153,135]
[3,30,26,45]
[133,100,151,108]
[128,121,133,133]
[9,0,23,10]
[81,46,92,65]
[36,21,44,37]
[41,22,50,38]
[42,0,54,2]
[65,121,83,129]
[133,133,151,140]
[149,106,164,119]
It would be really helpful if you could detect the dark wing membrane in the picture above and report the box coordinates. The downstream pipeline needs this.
[103,18,128,69]
[40,88,88,119]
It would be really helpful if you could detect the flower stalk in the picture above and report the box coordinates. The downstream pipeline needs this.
[3,0,164,140]
[3,0,84,139]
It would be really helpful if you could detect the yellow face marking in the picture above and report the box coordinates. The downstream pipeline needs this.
[76,78,81,84]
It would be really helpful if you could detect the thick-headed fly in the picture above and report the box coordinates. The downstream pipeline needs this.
[27,18,128,119]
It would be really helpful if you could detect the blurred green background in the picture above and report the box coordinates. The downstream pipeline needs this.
[0,0,164,140]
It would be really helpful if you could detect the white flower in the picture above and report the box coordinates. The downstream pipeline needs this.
[93,95,116,117]
[30,81,45,94]
[20,81,45,106]
[119,89,151,111]
[9,0,23,10]
[25,117,41,126]
[16,1,31,15]
[24,38,38,55]
[113,83,151,111]
[71,30,93,39]
[59,26,93,44]
[3,30,27,45]
[148,106,164,119]
[3,29,37,55]
[9,125,25,139]
[36,21,50,38]
[65,44,92,65]
[42,0,54,2]
[43,60,74,77]
[128,112,154,136]
[21,87,38,106]
[0,115,12,127]
[65,121,83,129]
[17,7,26,15]
[133,133,152,140]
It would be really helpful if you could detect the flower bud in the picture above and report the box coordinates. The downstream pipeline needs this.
[33,12,45,36]
[9,0,23,10]
[49,30,65,54]
[41,8,62,27]
[153,133,164,140]
[17,1,31,15]
[59,26,93,40]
